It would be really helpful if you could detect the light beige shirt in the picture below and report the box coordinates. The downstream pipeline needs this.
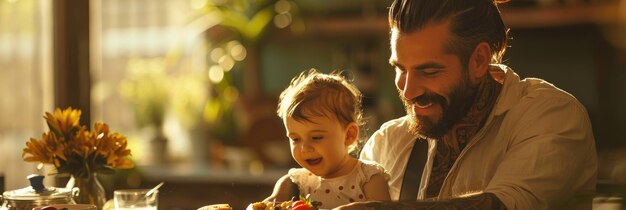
[360,65,597,210]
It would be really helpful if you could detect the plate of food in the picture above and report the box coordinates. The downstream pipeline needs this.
[247,195,319,210]
[197,204,233,210]
[33,204,97,210]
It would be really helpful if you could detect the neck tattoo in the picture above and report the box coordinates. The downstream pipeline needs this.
[425,73,502,198]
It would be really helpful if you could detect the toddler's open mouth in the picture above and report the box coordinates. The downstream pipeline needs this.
[306,158,322,166]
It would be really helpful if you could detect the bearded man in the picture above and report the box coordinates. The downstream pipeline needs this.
[338,0,597,209]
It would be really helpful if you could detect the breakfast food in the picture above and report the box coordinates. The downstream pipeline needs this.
[40,207,66,210]
[249,195,318,210]
[34,204,97,210]
[197,204,233,210]
[249,200,292,210]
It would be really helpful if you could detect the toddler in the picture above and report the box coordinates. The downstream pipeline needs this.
[266,69,391,209]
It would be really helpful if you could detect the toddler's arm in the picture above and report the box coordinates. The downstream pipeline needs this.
[362,173,391,201]
[265,174,299,202]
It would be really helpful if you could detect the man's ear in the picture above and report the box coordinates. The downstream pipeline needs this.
[345,122,359,146]
[469,42,491,84]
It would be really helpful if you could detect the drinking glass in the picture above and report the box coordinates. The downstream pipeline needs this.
[113,189,158,210]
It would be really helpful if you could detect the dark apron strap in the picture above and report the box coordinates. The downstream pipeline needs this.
[399,138,429,201]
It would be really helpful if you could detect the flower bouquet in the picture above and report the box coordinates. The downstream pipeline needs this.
[22,107,134,207]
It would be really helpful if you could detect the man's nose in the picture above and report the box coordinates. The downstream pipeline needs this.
[401,72,425,100]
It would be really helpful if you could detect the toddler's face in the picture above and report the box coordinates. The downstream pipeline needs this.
[284,115,355,178]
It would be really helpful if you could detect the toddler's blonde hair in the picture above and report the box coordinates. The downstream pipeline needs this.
[277,69,364,151]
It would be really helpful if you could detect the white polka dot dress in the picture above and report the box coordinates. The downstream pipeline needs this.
[288,160,390,209]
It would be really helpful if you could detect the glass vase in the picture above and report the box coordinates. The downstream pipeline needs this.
[72,173,106,209]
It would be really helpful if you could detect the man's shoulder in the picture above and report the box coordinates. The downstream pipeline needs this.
[498,67,586,114]
[515,77,585,111]
[364,116,414,150]
[379,115,411,130]
[365,115,414,148]
[499,73,592,128]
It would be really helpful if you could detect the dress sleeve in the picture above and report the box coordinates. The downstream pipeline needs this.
[358,160,391,183]
[288,168,307,188]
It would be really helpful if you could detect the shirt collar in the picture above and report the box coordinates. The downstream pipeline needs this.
[490,64,523,116]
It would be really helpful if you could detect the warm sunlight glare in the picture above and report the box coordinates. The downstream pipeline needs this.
[210,47,225,63]
[227,40,246,61]
[208,65,224,83]
[219,55,234,72]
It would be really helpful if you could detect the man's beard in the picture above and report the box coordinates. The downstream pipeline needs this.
[401,75,477,138]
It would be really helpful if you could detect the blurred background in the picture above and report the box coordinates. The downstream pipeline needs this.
[1,0,625,209]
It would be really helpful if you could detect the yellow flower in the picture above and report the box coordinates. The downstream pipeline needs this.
[69,130,94,159]
[93,122,134,169]
[22,132,67,168]
[110,135,134,169]
[23,107,134,176]
[45,107,82,137]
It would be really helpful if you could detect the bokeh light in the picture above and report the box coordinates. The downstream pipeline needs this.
[223,86,239,103]
[210,47,225,63]
[273,13,292,29]
[274,0,291,13]
[218,55,234,72]
[226,40,247,61]
[208,65,224,83]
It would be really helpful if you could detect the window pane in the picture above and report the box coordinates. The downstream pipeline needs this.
[90,0,207,165]
[0,0,53,190]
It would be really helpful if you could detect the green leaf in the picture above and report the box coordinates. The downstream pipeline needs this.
[219,9,250,33]
[243,5,274,41]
